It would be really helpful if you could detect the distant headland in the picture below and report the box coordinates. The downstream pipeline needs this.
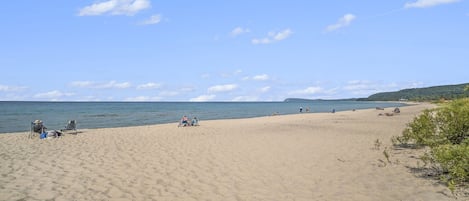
[285,82,469,102]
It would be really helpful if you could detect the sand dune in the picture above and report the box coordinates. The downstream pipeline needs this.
[0,103,466,201]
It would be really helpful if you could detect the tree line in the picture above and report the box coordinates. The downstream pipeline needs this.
[360,83,469,101]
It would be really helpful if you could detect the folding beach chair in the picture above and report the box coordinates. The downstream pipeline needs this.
[30,120,46,139]
[61,120,77,135]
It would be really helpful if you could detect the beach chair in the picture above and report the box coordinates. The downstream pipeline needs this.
[30,120,46,139]
[61,120,77,134]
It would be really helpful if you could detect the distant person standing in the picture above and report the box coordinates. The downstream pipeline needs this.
[299,107,303,113]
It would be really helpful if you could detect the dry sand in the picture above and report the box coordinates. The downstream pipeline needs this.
[0,103,466,201]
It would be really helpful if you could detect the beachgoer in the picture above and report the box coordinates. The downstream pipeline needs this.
[191,117,199,126]
[33,120,47,133]
[299,107,303,113]
[180,115,189,127]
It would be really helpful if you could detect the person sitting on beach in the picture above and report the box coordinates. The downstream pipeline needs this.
[179,115,190,127]
[191,117,199,126]
[32,120,47,134]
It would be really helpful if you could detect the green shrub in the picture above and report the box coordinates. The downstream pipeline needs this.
[395,98,469,189]
[435,99,469,145]
[399,98,469,147]
[398,109,439,147]
[432,139,469,185]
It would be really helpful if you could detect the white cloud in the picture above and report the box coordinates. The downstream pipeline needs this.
[325,14,356,32]
[231,27,250,37]
[140,14,162,25]
[78,0,151,16]
[342,80,407,96]
[252,38,272,45]
[125,96,150,101]
[208,84,238,93]
[289,86,324,95]
[0,84,27,92]
[404,0,460,8]
[273,29,292,41]
[190,94,216,102]
[34,90,74,99]
[252,74,270,81]
[343,80,375,91]
[125,96,162,101]
[71,81,131,89]
[70,81,93,88]
[232,96,259,101]
[252,29,292,45]
[136,82,162,90]
[259,86,271,93]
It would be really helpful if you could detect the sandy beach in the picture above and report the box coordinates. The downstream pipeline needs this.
[0,103,466,201]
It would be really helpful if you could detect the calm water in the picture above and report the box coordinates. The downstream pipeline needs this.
[0,101,405,133]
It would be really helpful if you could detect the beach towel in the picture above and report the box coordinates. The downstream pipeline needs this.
[40,132,47,139]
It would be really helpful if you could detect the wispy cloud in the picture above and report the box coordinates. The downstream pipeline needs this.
[342,80,408,96]
[252,29,293,45]
[71,81,131,89]
[244,74,270,81]
[125,96,162,101]
[343,80,376,93]
[78,0,151,16]
[252,74,270,81]
[0,84,27,92]
[136,82,162,90]
[232,96,259,101]
[208,84,238,93]
[190,94,216,102]
[404,0,460,8]
[289,86,324,95]
[140,14,162,25]
[259,86,271,93]
[231,27,250,37]
[325,14,356,32]
[33,90,74,99]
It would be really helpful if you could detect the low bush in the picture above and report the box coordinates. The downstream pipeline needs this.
[395,98,469,190]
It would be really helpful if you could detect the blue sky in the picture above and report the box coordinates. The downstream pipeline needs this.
[1,0,468,101]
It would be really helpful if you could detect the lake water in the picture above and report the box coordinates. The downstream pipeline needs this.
[0,101,405,133]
